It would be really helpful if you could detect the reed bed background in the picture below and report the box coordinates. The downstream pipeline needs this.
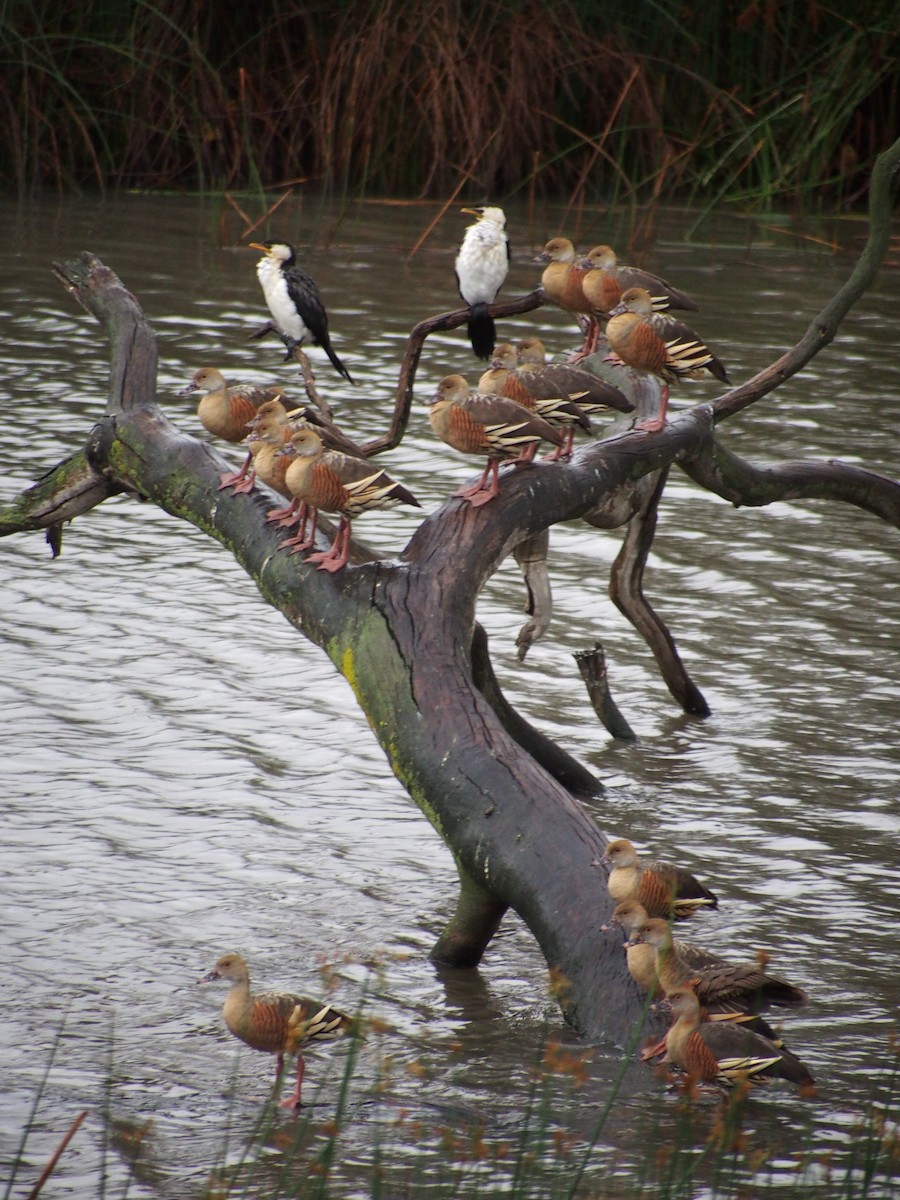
[2,0,897,210]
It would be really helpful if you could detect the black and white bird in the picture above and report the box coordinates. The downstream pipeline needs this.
[454,206,509,361]
[249,241,354,384]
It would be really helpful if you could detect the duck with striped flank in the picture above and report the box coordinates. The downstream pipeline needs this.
[605,287,730,433]
[578,245,698,319]
[427,374,565,506]
[603,838,719,920]
[278,425,420,571]
[478,343,593,460]
[608,901,789,1057]
[632,917,808,1014]
[607,900,722,1000]
[179,367,286,493]
[199,951,353,1109]
[663,986,814,1090]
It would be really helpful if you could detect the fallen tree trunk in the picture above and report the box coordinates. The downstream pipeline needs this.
[2,137,898,1045]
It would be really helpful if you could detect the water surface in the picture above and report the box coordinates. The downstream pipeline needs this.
[0,195,897,1198]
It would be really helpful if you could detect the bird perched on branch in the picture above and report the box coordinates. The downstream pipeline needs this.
[603,838,718,920]
[534,237,593,322]
[632,917,808,1014]
[199,951,353,1109]
[243,398,299,508]
[249,241,354,383]
[578,244,698,320]
[605,287,730,433]
[478,343,593,460]
[245,399,366,528]
[278,425,420,572]
[178,366,286,493]
[663,986,814,1090]
[576,245,699,356]
[514,335,635,452]
[427,374,565,506]
[454,206,510,360]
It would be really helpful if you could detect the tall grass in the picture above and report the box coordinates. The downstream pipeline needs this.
[0,0,897,207]
[8,1021,899,1199]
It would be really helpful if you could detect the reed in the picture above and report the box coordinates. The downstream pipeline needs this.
[9,1015,899,1199]
[1,0,896,210]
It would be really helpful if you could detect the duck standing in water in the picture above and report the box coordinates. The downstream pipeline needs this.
[199,951,353,1109]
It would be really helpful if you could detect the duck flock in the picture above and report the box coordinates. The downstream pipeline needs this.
[179,206,730,567]
[200,834,813,1110]
[191,213,808,1104]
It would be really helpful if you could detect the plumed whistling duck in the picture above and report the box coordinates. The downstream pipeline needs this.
[535,237,592,317]
[427,374,565,506]
[605,287,730,433]
[249,241,354,383]
[278,425,421,572]
[199,951,353,1109]
[246,399,366,528]
[455,206,510,360]
[603,838,719,920]
[607,900,722,999]
[578,245,699,319]
[243,398,297,506]
[663,986,814,1090]
[516,335,635,418]
[179,367,286,493]
[534,237,608,358]
[608,901,787,1057]
[634,918,809,1013]
[478,343,592,460]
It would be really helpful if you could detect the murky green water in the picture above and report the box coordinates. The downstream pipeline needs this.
[1,194,897,1198]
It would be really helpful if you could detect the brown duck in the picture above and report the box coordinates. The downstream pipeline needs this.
[603,838,718,920]
[633,918,808,1013]
[478,343,593,459]
[179,367,285,492]
[609,901,788,1055]
[279,425,420,571]
[607,900,721,998]
[663,986,814,1090]
[427,374,564,505]
[199,951,353,1108]
[605,287,730,433]
[578,245,698,319]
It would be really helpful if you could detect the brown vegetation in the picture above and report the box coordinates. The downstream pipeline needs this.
[2,0,897,209]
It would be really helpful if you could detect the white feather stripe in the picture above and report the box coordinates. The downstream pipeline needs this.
[341,471,392,496]
[481,421,543,451]
[286,1003,347,1047]
[717,1054,781,1077]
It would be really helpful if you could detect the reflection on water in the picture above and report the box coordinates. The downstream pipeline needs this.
[0,195,897,1197]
